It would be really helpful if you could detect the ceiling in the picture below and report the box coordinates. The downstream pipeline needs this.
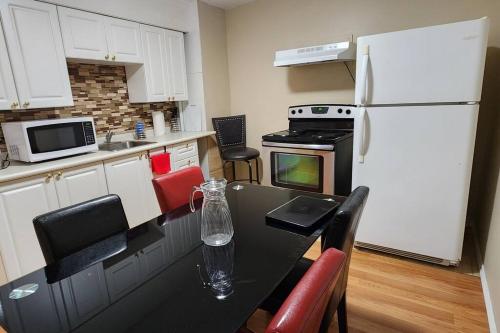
[201,0,255,10]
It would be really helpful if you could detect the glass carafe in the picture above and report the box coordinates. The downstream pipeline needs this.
[190,178,234,246]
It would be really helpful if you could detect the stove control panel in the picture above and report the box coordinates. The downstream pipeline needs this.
[289,104,358,119]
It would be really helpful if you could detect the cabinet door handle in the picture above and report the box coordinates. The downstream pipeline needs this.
[10,101,18,109]
[112,55,116,61]
[105,54,109,60]
[22,101,30,108]
[45,173,53,183]
[55,171,63,180]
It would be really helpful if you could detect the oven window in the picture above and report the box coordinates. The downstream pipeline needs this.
[27,123,86,154]
[271,152,323,192]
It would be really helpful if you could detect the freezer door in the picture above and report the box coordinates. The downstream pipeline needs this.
[352,105,478,261]
[355,17,489,105]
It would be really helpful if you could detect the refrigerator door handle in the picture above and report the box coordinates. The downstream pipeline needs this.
[358,107,367,163]
[359,46,370,105]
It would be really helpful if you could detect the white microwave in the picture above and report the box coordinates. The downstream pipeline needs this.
[2,117,98,162]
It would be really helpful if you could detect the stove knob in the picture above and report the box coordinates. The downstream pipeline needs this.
[337,108,343,113]
[298,109,303,113]
[291,110,296,114]
[346,109,351,114]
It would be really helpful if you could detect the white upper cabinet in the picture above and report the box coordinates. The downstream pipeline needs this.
[127,24,169,103]
[165,30,188,101]
[126,27,188,103]
[57,7,108,61]
[0,0,73,109]
[105,18,142,64]
[58,7,142,64]
[0,20,19,110]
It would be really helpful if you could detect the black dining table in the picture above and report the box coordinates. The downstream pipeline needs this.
[0,183,345,333]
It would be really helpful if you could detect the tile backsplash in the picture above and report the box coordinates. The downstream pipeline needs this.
[0,62,176,149]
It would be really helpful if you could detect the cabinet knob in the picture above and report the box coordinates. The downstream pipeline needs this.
[172,96,175,101]
[112,55,116,61]
[10,101,18,109]
[22,101,30,108]
[105,54,109,60]
[45,173,53,183]
[55,171,63,180]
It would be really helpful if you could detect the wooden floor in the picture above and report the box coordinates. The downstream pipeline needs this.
[247,241,489,333]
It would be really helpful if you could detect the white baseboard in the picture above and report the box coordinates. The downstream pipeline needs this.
[471,226,497,333]
[480,265,498,333]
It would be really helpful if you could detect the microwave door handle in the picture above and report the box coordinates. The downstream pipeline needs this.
[359,46,369,105]
[357,108,367,163]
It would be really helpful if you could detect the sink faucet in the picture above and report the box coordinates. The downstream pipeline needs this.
[105,130,114,143]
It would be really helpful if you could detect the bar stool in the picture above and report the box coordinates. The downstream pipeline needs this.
[212,115,260,184]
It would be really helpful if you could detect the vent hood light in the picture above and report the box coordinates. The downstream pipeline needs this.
[274,41,356,67]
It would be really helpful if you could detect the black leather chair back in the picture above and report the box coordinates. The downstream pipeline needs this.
[320,186,369,330]
[33,194,129,264]
[212,115,246,150]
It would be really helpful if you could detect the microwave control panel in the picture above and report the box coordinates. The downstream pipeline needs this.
[83,122,96,145]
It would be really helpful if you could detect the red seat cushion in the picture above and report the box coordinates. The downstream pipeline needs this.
[152,166,205,213]
[265,248,346,333]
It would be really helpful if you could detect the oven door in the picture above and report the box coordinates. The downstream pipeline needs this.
[262,144,334,194]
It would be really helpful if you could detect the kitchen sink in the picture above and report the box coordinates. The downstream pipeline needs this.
[98,141,156,151]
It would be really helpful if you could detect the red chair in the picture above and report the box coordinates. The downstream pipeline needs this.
[152,166,205,213]
[240,248,346,333]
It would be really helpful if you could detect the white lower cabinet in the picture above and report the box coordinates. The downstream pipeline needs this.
[0,163,110,281]
[54,163,108,208]
[104,153,161,229]
[173,156,199,171]
[0,174,59,280]
[170,140,199,171]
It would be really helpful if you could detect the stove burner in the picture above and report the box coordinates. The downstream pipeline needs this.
[311,132,345,143]
[263,129,351,145]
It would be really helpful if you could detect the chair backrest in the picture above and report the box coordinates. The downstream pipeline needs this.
[320,186,369,329]
[265,248,346,333]
[33,194,129,264]
[212,115,246,150]
[152,166,205,213]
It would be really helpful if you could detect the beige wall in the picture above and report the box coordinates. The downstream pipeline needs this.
[198,1,232,178]
[224,0,500,328]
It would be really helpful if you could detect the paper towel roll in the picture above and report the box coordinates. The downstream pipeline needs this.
[152,111,166,137]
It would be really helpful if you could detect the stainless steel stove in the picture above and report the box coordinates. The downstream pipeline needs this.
[261,104,357,195]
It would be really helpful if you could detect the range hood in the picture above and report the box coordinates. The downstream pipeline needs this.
[274,41,356,67]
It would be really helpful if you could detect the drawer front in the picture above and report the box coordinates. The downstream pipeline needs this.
[173,156,199,171]
[172,141,197,162]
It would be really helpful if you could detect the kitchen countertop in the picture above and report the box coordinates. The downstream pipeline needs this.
[0,130,215,184]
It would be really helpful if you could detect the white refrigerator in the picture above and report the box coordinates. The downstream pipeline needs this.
[352,17,489,265]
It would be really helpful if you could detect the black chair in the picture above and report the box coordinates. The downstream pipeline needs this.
[261,186,369,333]
[212,115,260,183]
[33,194,129,264]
